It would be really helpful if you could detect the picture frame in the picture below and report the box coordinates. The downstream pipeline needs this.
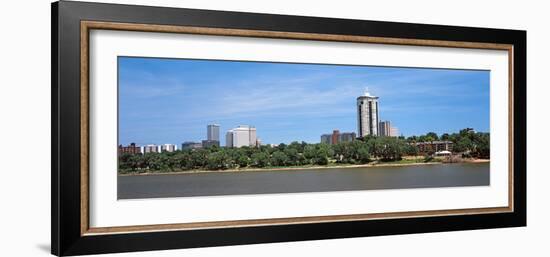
[51,1,526,256]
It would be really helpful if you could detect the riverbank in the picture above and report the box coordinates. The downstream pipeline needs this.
[118,158,489,177]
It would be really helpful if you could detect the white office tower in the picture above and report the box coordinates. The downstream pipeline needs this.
[357,90,379,137]
[161,144,176,152]
[248,126,257,147]
[225,125,258,148]
[143,144,159,153]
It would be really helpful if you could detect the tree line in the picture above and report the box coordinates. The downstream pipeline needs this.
[119,128,489,173]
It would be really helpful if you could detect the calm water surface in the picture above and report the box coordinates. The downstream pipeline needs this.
[118,162,489,199]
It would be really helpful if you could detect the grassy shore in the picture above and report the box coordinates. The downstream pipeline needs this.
[118,157,489,176]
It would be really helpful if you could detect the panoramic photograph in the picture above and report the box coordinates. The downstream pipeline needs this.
[117,57,490,199]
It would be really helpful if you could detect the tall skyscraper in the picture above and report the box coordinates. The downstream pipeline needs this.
[203,124,221,148]
[357,90,379,137]
[207,124,220,141]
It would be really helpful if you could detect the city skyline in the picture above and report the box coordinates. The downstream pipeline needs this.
[119,57,490,146]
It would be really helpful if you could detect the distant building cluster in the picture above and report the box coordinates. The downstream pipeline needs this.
[320,90,400,143]
[118,143,141,154]
[119,143,178,155]
[118,123,263,155]
[121,90,461,154]
[320,130,356,145]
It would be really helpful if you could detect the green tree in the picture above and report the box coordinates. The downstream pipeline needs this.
[251,152,270,167]
[271,151,289,166]
[236,155,250,168]
[454,137,473,153]
[356,144,371,163]
[426,132,439,141]
[472,132,490,158]
[284,148,299,166]
[403,143,419,156]
[377,137,403,161]
[206,151,233,170]
[303,145,317,163]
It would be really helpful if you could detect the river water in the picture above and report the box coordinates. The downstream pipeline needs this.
[118,162,489,199]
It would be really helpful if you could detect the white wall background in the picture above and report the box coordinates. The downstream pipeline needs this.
[0,0,547,256]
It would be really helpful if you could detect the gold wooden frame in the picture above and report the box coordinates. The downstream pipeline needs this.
[80,20,514,236]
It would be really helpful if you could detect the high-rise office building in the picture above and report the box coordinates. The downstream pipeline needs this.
[320,134,331,144]
[248,126,257,147]
[203,124,221,148]
[379,120,400,137]
[207,124,220,141]
[225,125,258,148]
[357,90,379,137]
[379,120,392,137]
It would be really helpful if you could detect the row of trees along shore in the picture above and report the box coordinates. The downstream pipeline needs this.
[119,129,489,173]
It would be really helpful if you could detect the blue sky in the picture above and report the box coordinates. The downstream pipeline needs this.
[118,57,489,146]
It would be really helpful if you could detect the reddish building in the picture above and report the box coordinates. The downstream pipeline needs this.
[331,130,340,145]
[118,143,141,155]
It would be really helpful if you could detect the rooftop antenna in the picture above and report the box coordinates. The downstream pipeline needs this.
[364,87,371,96]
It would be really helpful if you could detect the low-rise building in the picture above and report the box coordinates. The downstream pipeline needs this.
[320,130,356,144]
[118,143,141,155]
[415,141,453,154]
[161,144,176,152]
[202,140,220,148]
[143,144,159,153]
[181,142,202,150]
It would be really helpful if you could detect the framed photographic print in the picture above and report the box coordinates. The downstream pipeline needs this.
[51,1,526,256]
